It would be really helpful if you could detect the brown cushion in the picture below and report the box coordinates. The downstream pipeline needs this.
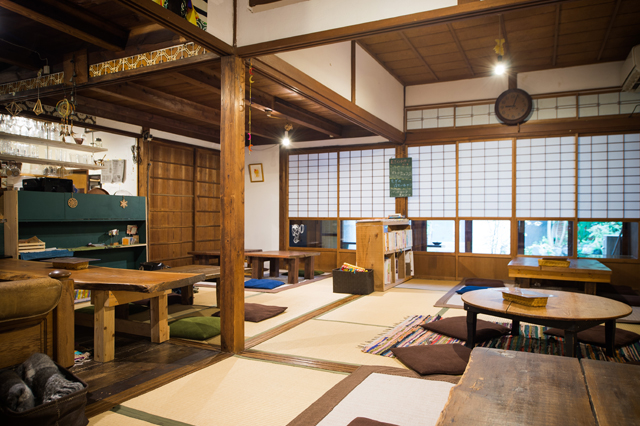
[544,326,640,347]
[462,278,504,288]
[391,344,471,375]
[422,316,511,342]
[0,277,62,322]
[348,418,399,426]
[599,293,640,307]
[212,303,287,322]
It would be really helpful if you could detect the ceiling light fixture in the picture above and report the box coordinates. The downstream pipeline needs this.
[282,123,293,146]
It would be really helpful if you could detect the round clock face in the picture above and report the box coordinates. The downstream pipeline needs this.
[494,88,533,126]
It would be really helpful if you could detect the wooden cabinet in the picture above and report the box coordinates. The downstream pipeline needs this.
[3,191,148,269]
[356,219,414,292]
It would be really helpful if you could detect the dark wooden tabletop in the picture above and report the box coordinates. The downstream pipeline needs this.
[0,259,205,293]
[436,348,596,426]
[245,251,321,259]
[188,249,262,256]
[508,257,612,274]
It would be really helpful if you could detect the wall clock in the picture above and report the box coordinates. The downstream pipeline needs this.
[494,88,533,126]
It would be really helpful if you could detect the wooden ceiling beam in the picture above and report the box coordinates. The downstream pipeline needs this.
[113,0,233,56]
[0,40,44,71]
[552,4,561,66]
[398,33,439,81]
[92,82,221,124]
[72,95,220,143]
[446,23,475,77]
[253,55,405,143]
[236,0,577,57]
[0,0,128,51]
[597,0,622,62]
[173,69,222,95]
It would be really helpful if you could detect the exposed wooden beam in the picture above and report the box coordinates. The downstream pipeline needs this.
[93,82,221,124]
[351,40,356,103]
[597,0,622,62]
[114,0,233,56]
[219,56,245,353]
[174,70,222,95]
[355,40,405,86]
[0,0,128,51]
[253,55,405,143]
[72,95,220,143]
[0,40,44,71]
[236,0,577,57]
[398,32,439,82]
[447,23,474,77]
[552,4,561,66]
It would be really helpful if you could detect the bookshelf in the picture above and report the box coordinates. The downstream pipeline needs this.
[356,219,414,292]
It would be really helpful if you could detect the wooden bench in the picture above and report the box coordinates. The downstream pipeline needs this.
[246,251,321,284]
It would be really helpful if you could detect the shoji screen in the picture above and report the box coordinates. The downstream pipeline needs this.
[516,137,576,218]
[578,134,640,219]
[458,140,512,217]
[288,152,338,218]
[339,148,396,218]
[407,144,456,218]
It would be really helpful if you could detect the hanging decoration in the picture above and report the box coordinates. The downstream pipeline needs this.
[247,59,253,153]
[120,196,128,209]
[33,70,44,116]
[68,192,78,209]
[56,55,79,141]
[5,101,21,117]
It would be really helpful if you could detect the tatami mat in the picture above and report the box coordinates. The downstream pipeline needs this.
[89,411,160,426]
[252,319,405,367]
[110,356,346,426]
[318,287,448,327]
[396,278,460,292]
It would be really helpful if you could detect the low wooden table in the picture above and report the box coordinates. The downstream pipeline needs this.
[437,348,595,425]
[246,251,321,284]
[159,265,221,305]
[188,249,262,265]
[462,288,631,357]
[0,259,204,363]
[508,257,611,294]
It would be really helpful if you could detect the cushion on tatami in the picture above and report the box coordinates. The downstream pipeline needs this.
[212,303,287,322]
[599,293,640,307]
[422,316,511,342]
[348,418,399,426]
[544,325,640,347]
[391,344,471,376]
[461,278,504,287]
[244,279,286,289]
[282,269,324,277]
[455,285,492,294]
[169,316,221,340]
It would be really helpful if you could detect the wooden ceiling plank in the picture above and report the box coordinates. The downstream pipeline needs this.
[0,0,128,51]
[355,41,406,85]
[597,0,622,61]
[113,0,233,56]
[73,95,220,142]
[552,4,561,66]
[236,0,578,57]
[173,70,222,95]
[399,32,439,81]
[446,23,475,77]
[93,81,220,124]
[0,40,43,70]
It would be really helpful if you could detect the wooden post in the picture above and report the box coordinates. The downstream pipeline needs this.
[395,144,408,217]
[219,56,245,353]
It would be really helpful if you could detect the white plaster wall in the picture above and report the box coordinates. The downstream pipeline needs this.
[87,132,138,195]
[276,43,352,100]
[355,45,404,130]
[406,75,509,106]
[245,145,280,251]
[206,0,234,47]
[518,62,624,95]
[237,0,456,46]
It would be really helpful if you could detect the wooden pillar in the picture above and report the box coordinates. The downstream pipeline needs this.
[395,144,408,217]
[220,56,245,353]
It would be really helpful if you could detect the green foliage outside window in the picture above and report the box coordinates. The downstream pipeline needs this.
[577,222,622,257]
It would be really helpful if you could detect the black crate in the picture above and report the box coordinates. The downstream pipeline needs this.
[0,362,89,426]
[332,268,374,295]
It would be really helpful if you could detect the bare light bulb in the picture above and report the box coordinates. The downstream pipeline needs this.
[495,56,506,76]
[282,130,290,146]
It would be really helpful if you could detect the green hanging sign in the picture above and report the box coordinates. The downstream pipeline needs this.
[389,157,412,198]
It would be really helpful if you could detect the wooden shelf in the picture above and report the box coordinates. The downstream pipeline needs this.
[0,153,106,170]
[0,132,108,153]
[69,243,147,251]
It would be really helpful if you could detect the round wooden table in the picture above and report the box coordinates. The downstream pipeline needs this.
[461,289,632,357]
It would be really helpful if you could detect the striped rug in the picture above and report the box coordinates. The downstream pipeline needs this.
[361,315,640,363]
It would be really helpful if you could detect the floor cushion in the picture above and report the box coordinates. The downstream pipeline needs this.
[456,285,492,294]
[598,293,640,307]
[544,325,640,347]
[391,344,471,375]
[243,279,286,289]
[422,316,511,342]
[461,278,504,287]
[348,418,399,426]
[282,269,324,277]
[212,303,287,322]
[169,316,221,340]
